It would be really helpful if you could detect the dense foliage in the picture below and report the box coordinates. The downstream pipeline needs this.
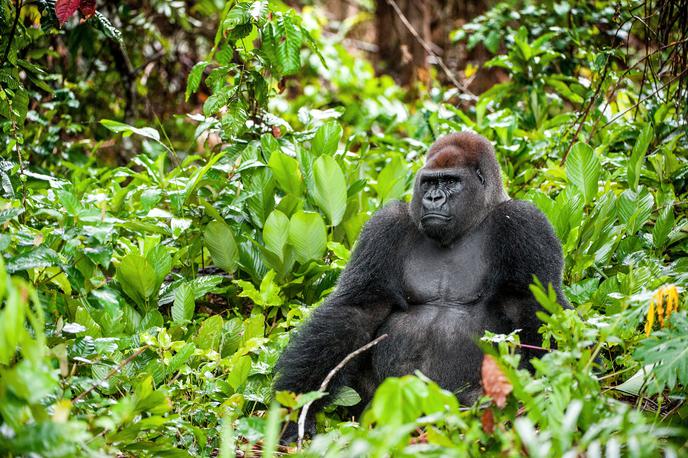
[1,0,687,456]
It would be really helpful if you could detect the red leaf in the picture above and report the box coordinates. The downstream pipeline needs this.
[79,0,96,19]
[481,355,513,408]
[55,0,80,25]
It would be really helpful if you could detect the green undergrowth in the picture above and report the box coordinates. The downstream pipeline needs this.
[0,0,687,456]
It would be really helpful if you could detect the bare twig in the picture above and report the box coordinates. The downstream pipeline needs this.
[72,345,150,403]
[601,65,688,129]
[383,0,476,100]
[560,54,612,165]
[296,334,389,450]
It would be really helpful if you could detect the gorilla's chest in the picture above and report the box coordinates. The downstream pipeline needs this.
[402,231,489,305]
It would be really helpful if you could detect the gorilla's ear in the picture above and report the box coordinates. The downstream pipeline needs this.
[476,168,485,185]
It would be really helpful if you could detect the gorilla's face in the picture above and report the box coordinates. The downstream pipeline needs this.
[411,166,487,245]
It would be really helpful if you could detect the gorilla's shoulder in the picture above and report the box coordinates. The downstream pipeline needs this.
[365,201,412,230]
[489,199,555,238]
[487,199,562,270]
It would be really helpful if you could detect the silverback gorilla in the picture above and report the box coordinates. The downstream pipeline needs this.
[274,132,567,437]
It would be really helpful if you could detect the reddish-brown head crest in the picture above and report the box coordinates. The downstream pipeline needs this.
[425,132,492,169]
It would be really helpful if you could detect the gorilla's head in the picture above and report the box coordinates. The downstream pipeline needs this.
[410,132,508,245]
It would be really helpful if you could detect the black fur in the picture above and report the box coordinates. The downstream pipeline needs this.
[273,132,567,441]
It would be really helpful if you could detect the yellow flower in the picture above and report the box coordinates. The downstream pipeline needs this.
[644,300,655,336]
[645,285,680,336]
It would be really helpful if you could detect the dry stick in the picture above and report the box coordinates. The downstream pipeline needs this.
[383,0,477,100]
[72,345,150,403]
[296,334,389,450]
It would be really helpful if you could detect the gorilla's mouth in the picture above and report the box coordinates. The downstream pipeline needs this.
[421,213,452,223]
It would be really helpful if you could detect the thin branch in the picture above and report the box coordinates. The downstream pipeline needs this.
[72,345,150,403]
[601,66,688,129]
[383,0,476,100]
[1,0,23,67]
[560,54,612,165]
[296,334,389,450]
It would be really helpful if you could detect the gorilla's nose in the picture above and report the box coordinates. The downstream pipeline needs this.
[423,189,447,209]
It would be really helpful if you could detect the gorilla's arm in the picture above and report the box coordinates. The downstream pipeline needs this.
[274,202,410,398]
[488,200,569,348]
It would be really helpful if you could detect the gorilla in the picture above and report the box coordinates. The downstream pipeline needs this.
[274,132,567,436]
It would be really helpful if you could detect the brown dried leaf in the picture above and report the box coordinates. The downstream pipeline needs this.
[481,355,512,408]
[481,408,495,434]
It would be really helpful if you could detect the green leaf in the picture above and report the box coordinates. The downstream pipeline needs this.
[245,168,275,228]
[268,151,304,195]
[263,210,290,260]
[171,283,195,323]
[204,221,239,273]
[146,245,172,290]
[185,61,209,101]
[116,254,157,309]
[616,188,654,234]
[275,13,303,76]
[227,355,252,390]
[376,157,408,204]
[310,155,347,226]
[634,313,688,393]
[311,121,342,156]
[653,204,675,249]
[0,207,23,224]
[203,85,237,117]
[195,315,224,351]
[566,142,600,204]
[234,270,283,307]
[330,386,362,407]
[222,3,251,31]
[627,124,653,191]
[288,211,327,264]
[167,342,196,376]
[100,119,160,142]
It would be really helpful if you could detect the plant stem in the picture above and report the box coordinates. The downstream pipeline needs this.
[1,0,24,67]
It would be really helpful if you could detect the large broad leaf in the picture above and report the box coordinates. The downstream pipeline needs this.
[195,315,224,351]
[268,151,304,195]
[274,13,303,76]
[288,211,327,264]
[227,355,252,390]
[204,221,239,273]
[653,204,675,249]
[566,142,600,204]
[263,210,290,260]
[245,168,275,228]
[376,156,409,204]
[261,13,303,77]
[627,124,653,191]
[310,155,347,226]
[116,254,157,310]
[311,121,342,156]
[146,245,171,292]
[616,188,654,234]
[171,283,195,323]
